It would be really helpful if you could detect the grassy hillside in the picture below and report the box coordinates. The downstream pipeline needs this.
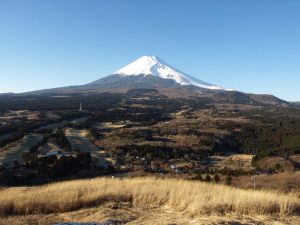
[0,177,299,224]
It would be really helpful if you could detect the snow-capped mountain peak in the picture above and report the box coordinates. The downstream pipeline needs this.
[114,56,222,90]
[114,56,174,76]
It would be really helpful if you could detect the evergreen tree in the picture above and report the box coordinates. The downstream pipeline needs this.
[213,174,220,183]
[225,175,232,185]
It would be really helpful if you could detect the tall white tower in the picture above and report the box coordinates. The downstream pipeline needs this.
[79,103,82,111]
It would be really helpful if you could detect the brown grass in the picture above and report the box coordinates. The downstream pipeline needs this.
[233,172,300,192]
[257,156,296,172]
[65,128,113,166]
[0,177,299,218]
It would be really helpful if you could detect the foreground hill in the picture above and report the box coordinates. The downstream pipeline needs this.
[0,177,299,224]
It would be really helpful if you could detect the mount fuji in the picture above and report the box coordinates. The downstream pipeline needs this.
[5,56,292,106]
[26,56,227,94]
[86,56,223,90]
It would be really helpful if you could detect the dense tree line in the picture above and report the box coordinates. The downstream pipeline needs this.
[49,129,72,152]
[82,107,172,129]
[218,109,300,163]
[0,131,25,148]
[113,144,215,164]
[0,119,24,136]
[0,93,122,111]
[1,152,92,184]
[112,129,154,141]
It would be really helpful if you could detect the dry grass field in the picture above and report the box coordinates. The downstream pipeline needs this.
[257,156,298,172]
[233,171,300,192]
[0,177,299,224]
[65,128,112,166]
[209,153,255,170]
[37,141,65,155]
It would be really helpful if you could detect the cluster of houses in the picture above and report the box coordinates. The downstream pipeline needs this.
[134,156,185,174]
[154,165,184,175]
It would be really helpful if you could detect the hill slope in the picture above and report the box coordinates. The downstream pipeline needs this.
[0,177,299,224]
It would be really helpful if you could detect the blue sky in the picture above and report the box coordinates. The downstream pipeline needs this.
[0,0,299,101]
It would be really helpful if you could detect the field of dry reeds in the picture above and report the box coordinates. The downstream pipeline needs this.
[0,177,299,219]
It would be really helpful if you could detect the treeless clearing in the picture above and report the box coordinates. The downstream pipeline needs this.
[257,156,297,172]
[233,172,300,192]
[97,122,127,129]
[37,141,65,155]
[0,135,41,164]
[290,154,300,164]
[38,121,69,131]
[65,128,113,166]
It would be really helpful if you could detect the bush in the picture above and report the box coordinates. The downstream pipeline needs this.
[204,175,211,182]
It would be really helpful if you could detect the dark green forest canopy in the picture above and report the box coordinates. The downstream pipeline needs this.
[218,107,300,159]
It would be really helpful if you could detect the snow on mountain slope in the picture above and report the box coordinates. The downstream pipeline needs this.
[114,56,222,90]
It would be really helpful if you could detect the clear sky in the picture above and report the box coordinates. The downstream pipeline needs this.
[0,0,299,101]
